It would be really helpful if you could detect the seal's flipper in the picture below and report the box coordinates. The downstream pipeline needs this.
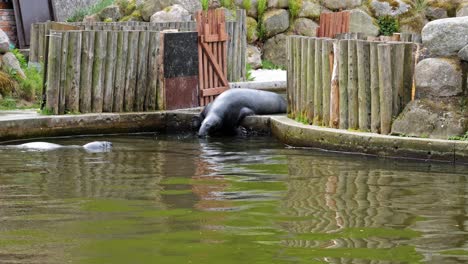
[237,107,255,124]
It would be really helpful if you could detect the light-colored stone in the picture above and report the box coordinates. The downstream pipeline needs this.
[140,0,200,21]
[235,0,258,18]
[457,5,468,17]
[422,17,468,56]
[262,9,289,39]
[83,14,100,23]
[267,0,288,9]
[247,45,262,69]
[98,5,122,21]
[150,4,191,23]
[298,0,323,19]
[262,33,287,68]
[426,6,448,21]
[391,99,468,140]
[399,13,428,34]
[247,17,258,44]
[370,0,410,17]
[0,29,10,54]
[322,0,361,10]
[2,52,25,79]
[459,45,468,61]
[348,9,379,37]
[415,58,463,99]
[291,18,318,37]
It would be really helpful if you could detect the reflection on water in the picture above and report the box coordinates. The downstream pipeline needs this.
[0,134,467,263]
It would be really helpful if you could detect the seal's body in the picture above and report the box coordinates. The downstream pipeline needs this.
[198,88,286,137]
[14,141,112,152]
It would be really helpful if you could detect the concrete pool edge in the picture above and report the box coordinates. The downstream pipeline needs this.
[2,111,468,164]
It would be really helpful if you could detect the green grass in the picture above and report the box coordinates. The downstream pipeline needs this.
[200,0,209,11]
[448,131,468,141]
[66,0,115,22]
[261,60,285,70]
[242,0,252,10]
[246,63,255,81]
[288,0,302,20]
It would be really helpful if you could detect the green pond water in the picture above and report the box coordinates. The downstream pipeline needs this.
[0,134,468,264]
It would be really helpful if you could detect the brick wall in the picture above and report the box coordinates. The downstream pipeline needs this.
[0,7,16,46]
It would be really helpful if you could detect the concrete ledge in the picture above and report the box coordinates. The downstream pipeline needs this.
[270,116,468,164]
[229,81,286,92]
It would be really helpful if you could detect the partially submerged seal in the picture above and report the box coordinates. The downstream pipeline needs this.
[12,141,112,152]
[197,88,286,137]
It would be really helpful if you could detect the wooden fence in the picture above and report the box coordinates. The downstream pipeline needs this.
[316,11,350,38]
[30,10,246,82]
[288,36,416,134]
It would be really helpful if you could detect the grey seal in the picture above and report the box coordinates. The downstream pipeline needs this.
[197,88,286,137]
[12,141,113,152]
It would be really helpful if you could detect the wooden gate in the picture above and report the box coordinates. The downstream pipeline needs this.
[196,9,229,106]
[316,11,350,38]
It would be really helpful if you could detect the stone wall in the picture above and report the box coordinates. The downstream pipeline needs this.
[0,8,16,45]
[52,0,100,22]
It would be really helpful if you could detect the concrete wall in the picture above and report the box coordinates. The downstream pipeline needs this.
[52,0,100,22]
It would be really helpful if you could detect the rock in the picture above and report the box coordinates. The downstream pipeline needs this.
[457,5,468,17]
[234,0,258,18]
[322,0,361,10]
[99,5,122,21]
[262,33,287,68]
[150,4,191,23]
[459,45,468,61]
[391,98,468,139]
[140,0,200,21]
[348,9,379,37]
[2,52,25,79]
[422,17,468,56]
[415,58,463,99]
[83,14,100,23]
[247,45,262,69]
[425,7,448,21]
[268,0,288,9]
[370,0,410,17]
[298,0,324,19]
[247,17,258,43]
[0,29,10,54]
[262,9,289,39]
[399,13,428,34]
[291,18,318,37]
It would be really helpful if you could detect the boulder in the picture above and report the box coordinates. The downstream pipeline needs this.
[83,14,100,23]
[2,52,25,79]
[459,44,468,61]
[234,0,258,18]
[0,29,10,54]
[262,33,287,68]
[247,17,258,43]
[422,17,468,56]
[457,5,468,17]
[150,4,191,23]
[425,7,448,21]
[322,0,361,10]
[415,58,463,99]
[99,5,122,21]
[370,0,410,17]
[291,18,318,37]
[348,9,379,37]
[267,0,288,9]
[391,98,468,139]
[298,0,324,19]
[262,9,289,39]
[247,45,262,69]
[140,0,200,21]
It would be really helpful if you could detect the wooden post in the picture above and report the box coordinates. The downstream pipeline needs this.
[113,31,129,112]
[38,23,46,64]
[357,40,371,131]
[287,36,293,115]
[45,31,62,115]
[79,31,95,113]
[313,38,323,125]
[338,39,348,129]
[306,38,315,122]
[65,31,82,113]
[330,40,340,128]
[294,37,301,116]
[103,31,118,112]
[370,42,380,134]
[135,31,149,111]
[322,39,332,126]
[391,42,405,117]
[58,32,69,114]
[91,30,108,113]
[29,24,39,63]
[347,39,359,130]
[145,31,160,111]
[300,37,308,116]
[124,31,139,112]
[378,44,393,135]
[402,43,414,108]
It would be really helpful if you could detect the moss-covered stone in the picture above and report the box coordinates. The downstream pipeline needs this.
[246,16,259,43]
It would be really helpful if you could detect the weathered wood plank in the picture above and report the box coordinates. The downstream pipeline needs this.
[145,32,160,110]
[306,37,315,122]
[45,31,62,115]
[391,42,405,117]
[313,38,323,125]
[66,31,82,113]
[378,44,393,135]
[103,31,118,112]
[79,31,95,113]
[124,31,139,111]
[91,30,108,113]
[357,40,371,131]
[330,40,340,128]
[322,39,332,126]
[135,31,149,111]
[370,41,380,133]
[113,31,128,112]
[338,39,348,129]
[59,32,69,115]
[347,39,359,130]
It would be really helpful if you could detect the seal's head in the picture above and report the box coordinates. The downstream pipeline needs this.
[82,141,113,153]
[198,114,221,137]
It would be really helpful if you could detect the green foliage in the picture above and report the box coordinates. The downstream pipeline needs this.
[295,113,309,125]
[200,0,209,11]
[246,64,255,81]
[66,0,115,22]
[257,0,267,19]
[17,66,43,101]
[0,71,16,97]
[0,96,17,110]
[242,0,252,10]
[377,15,400,36]
[257,22,266,41]
[261,60,285,70]
[412,0,429,13]
[116,0,136,16]
[103,17,113,22]
[448,131,468,141]
[288,0,302,20]
[11,49,27,69]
